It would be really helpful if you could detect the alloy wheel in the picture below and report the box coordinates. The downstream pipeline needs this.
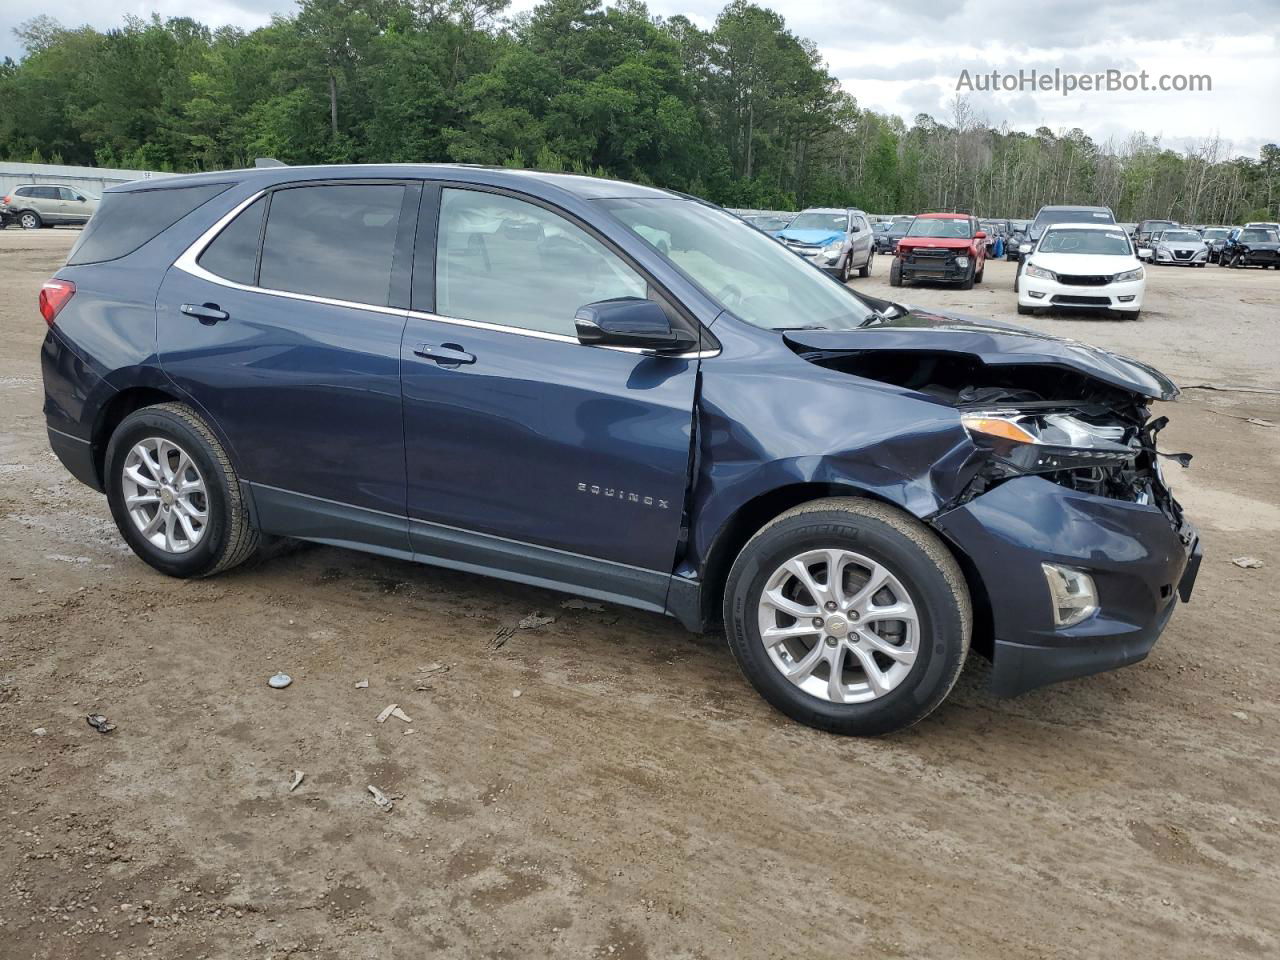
[757,548,919,703]
[121,437,210,553]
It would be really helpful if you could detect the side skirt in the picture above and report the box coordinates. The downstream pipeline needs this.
[248,482,701,627]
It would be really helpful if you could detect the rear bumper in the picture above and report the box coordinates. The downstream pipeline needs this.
[48,427,101,491]
[931,475,1198,697]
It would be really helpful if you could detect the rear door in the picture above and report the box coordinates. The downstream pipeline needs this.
[850,214,873,267]
[157,180,419,551]
[399,185,699,607]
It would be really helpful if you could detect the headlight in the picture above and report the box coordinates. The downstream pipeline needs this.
[1019,242,1032,252]
[1113,267,1144,282]
[1024,263,1056,281]
[961,411,1137,470]
[955,256,969,267]
[822,241,843,261]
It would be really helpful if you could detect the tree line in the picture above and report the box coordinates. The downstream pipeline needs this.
[2,0,1277,223]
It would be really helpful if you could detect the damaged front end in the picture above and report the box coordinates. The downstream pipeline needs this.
[784,318,1201,696]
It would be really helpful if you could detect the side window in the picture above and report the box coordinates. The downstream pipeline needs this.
[15,187,31,197]
[58,187,78,201]
[435,188,647,336]
[258,184,404,305]
[198,197,266,286]
[33,186,58,200]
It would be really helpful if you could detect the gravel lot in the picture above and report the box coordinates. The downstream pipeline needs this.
[2,229,1278,959]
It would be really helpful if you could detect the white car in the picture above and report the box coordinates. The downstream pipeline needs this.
[1015,223,1145,319]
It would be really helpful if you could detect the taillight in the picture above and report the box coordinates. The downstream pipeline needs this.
[39,279,75,326]
[1,195,10,205]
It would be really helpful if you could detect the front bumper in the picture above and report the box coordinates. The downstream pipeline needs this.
[932,475,1198,697]
[1018,273,1144,312]
[898,254,973,283]
[1155,248,1208,265]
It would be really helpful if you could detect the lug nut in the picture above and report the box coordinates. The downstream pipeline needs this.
[812,617,824,628]
[824,636,837,647]
[824,601,837,612]
[848,611,860,622]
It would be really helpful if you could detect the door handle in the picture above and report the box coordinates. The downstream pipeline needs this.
[413,343,475,365]
[181,303,229,324]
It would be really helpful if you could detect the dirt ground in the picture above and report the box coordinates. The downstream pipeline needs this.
[2,228,1278,960]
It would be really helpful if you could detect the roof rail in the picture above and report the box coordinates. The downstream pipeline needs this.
[254,158,287,168]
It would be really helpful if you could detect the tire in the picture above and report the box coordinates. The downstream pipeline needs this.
[19,211,42,230]
[723,498,971,735]
[958,265,975,290]
[974,262,984,283]
[839,254,852,283]
[1016,303,1035,315]
[104,402,259,578]
[858,250,872,278]
[889,257,903,287]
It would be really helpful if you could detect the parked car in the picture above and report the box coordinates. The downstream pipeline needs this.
[873,217,913,254]
[0,184,99,229]
[1014,222,1145,318]
[743,213,793,236]
[38,164,1200,735]
[1150,228,1209,267]
[1220,226,1280,268]
[1133,219,1180,260]
[1199,226,1233,263]
[889,213,986,288]
[775,207,875,281]
[1005,220,1031,261]
[978,219,1011,254]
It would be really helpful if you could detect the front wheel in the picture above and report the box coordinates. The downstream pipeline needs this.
[974,261,985,283]
[104,402,260,578]
[889,258,903,287]
[723,498,971,736]
[958,264,975,290]
[858,250,873,278]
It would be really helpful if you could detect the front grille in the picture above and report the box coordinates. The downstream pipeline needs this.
[1173,249,1194,260]
[910,248,951,259]
[1057,274,1112,286]
[1051,295,1111,306]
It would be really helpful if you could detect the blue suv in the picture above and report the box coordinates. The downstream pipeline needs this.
[39,165,1201,735]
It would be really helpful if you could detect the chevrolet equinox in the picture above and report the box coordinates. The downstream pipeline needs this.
[39,165,1202,735]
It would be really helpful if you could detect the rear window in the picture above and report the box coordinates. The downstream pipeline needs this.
[67,183,232,265]
[258,184,404,305]
[1033,208,1114,229]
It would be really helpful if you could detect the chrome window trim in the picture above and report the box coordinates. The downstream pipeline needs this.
[174,187,718,358]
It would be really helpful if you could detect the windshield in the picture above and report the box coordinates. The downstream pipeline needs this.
[888,221,913,236]
[1039,228,1132,255]
[1202,229,1229,240]
[1241,228,1279,242]
[1141,221,1177,232]
[748,216,791,232]
[906,217,971,239]
[787,211,848,232]
[1160,230,1201,243]
[1034,209,1115,229]
[599,198,876,331]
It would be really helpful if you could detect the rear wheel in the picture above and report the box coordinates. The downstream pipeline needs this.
[104,402,259,578]
[723,498,970,736]
[19,211,41,230]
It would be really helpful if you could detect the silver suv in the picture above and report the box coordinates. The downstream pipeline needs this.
[775,207,876,281]
[1,184,100,229]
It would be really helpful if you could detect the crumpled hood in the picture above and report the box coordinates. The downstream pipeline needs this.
[783,307,1179,401]
[897,236,972,250]
[778,229,844,246]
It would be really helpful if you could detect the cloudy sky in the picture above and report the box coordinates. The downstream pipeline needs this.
[4,0,1277,157]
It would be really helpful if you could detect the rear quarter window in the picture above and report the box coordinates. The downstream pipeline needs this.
[67,183,232,266]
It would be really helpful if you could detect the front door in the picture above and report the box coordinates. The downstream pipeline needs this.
[157,180,419,550]
[401,186,699,607]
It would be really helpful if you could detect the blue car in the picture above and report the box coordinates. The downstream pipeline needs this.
[39,165,1200,735]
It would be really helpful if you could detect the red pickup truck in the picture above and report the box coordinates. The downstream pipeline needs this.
[890,213,986,289]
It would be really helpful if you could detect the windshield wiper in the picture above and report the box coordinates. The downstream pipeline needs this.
[774,324,829,332]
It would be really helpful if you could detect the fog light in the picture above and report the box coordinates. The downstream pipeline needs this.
[1028,290,1045,299]
[1042,563,1098,627]
[1118,295,1135,302]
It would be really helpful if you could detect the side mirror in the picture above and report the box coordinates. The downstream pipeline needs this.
[575,298,696,354]
[75,195,87,202]
[974,230,987,240]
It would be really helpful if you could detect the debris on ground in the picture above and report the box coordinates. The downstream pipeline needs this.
[367,784,396,812]
[289,770,305,792]
[32,727,47,737]
[376,703,412,724]
[1183,382,1280,396]
[491,625,516,649]
[1245,418,1275,427]
[86,714,116,734]
[354,679,368,688]
[415,663,451,690]
[561,598,604,612]
[519,613,556,629]
[1230,557,1264,569]
[1232,711,1250,721]
[512,689,522,698]
[268,672,293,689]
